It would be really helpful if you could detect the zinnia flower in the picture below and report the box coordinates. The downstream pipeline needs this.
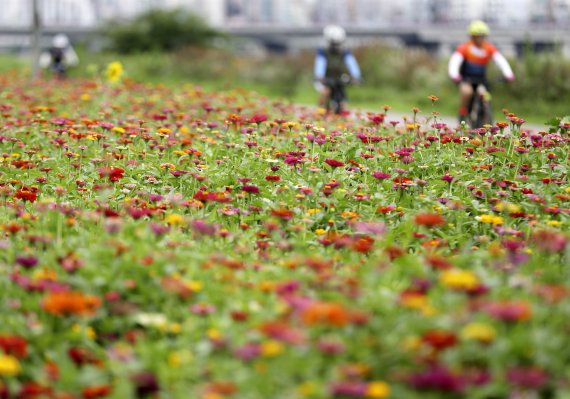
[325,159,345,168]
[461,322,496,343]
[42,291,101,316]
[414,213,445,227]
[0,354,21,377]
[105,61,124,83]
[439,269,480,291]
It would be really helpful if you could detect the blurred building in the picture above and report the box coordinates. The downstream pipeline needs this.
[0,0,569,28]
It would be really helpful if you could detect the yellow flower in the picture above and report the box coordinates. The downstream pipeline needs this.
[0,354,21,377]
[185,280,203,292]
[33,267,57,281]
[506,203,521,213]
[401,294,427,310]
[105,61,124,83]
[112,127,125,134]
[401,336,422,352]
[366,381,390,398]
[168,323,182,334]
[315,228,327,236]
[165,214,185,225]
[261,340,284,357]
[71,324,96,339]
[440,269,479,290]
[547,220,562,227]
[80,93,91,101]
[157,127,172,136]
[297,381,317,397]
[461,322,496,343]
[477,214,503,225]
[207,328,222,341]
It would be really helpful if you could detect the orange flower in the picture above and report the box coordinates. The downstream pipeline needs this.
[82,385,112,399]
[351,236,375,254]
[414,213,445,227]
[301,301,350,327]
[42,291,101,316]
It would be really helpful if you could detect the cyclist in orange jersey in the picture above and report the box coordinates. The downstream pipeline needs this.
[448,20,514,123]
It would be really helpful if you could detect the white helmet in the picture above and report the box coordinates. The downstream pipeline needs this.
[323,25,346,44]
[53,34,69,48]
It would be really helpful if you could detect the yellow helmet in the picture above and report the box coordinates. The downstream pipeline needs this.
[468,20,490,36]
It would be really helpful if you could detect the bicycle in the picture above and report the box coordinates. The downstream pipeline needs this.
[466,81,493,129]
[323,74,352,115]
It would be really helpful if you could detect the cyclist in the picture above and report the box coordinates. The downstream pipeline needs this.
[39,34,79,79]
[314,25,362,113]
[448,20,514,123]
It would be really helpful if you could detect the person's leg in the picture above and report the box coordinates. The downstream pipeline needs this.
[458,82,474,122]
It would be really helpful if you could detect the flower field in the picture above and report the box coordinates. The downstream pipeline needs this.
[1,74,569,398]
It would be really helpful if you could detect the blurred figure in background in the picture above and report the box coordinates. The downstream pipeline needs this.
[448,20,514,123]
[39,34,79,79]
[314,25,362,114]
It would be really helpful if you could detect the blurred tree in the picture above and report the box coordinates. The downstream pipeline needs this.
[104,8,222,53]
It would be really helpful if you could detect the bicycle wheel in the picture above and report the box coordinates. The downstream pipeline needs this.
[475,97,492,128]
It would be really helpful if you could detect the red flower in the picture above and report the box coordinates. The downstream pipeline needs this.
[421,330,458,351]
[193,190,233,203]
[98,166,125,182]
[17,383,53,399]
[82,385,112,399]
[270,208,294,221]
[68,347,101,367]
[324,159,345,168]
[241,185,260,194]
[248,114,268,124]
[0,335,27,358]
[14,188,37,203]
[414,213,446,228]
[265,175,281,182]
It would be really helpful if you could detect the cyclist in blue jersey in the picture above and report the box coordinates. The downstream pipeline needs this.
[314,25,362,112]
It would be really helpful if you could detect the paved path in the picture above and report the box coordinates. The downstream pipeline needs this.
[349,107,547,132]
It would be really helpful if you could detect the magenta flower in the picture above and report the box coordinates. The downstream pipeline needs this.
[330,381,368,397]
[15,255,39,269]
[241,185,260,194]
[506,367,548,389]
[408,365,465,393]
[324,159,345,168]
[372,171,391,180]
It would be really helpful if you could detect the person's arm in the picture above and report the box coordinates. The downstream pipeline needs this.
[448,51,464,82]
[64,46,79,67]
[492,52,514,80]
[38,52,51,69]
[343,51,361,81]
[314,49,327,81]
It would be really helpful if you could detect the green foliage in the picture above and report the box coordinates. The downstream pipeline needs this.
[103,8,221,53]
[491,47,570,119]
